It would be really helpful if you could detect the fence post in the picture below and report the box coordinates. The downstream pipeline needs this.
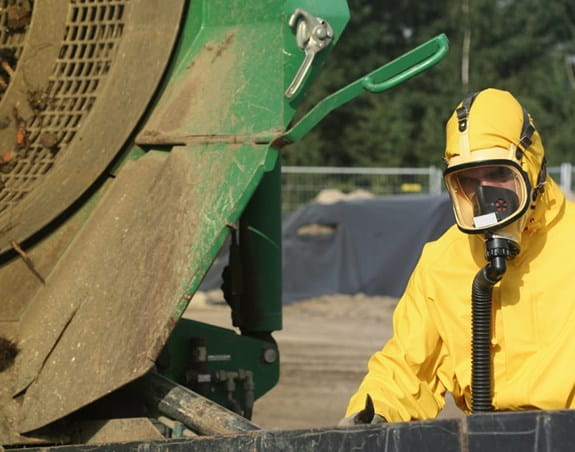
[429,166,443,195]
[560,163,572,194]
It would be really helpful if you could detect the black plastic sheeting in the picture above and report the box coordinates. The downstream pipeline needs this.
[13,409,575,451]
[201,194,455,303]
[282,194,454,303]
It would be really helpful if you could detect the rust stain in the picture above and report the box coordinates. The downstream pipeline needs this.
[0,150,15,173]
[211,31,235,62]
[12,107,29,151]
[271,134,292,149]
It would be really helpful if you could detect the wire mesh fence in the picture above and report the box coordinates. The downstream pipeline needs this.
[281,163,575,213]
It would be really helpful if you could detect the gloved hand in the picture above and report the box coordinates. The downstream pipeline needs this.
[338,394,387,426]
[338,413,386,426]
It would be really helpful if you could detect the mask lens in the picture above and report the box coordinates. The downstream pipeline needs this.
[444,163,528,231]
[457,166,515,199]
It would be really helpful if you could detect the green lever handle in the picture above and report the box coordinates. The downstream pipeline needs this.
[361,34,449,93]
[276,33,449,146]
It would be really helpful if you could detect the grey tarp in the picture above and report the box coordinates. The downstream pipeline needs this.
[201,194,455,303]
[282,194,454,303]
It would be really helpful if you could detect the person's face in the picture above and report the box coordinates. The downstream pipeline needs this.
[457,166,516,199]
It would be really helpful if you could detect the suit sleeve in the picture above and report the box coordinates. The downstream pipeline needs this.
[345,257,454,422]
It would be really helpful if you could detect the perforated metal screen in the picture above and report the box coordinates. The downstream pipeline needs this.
[0,0,183,255]
[0,0,128,218]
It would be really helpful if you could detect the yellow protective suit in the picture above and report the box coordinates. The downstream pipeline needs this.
[346,89,575,422]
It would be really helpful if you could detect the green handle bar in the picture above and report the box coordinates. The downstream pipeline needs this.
[277,33,449,146]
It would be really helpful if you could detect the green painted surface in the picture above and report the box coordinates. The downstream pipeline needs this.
[170,144,277,320]
[236,156,283,333]
[139,0,350,141]
[162,319,279,415]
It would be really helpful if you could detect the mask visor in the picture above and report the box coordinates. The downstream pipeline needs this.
[444,162,529,232]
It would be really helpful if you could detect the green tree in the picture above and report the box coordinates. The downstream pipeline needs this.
[282,0,575,168]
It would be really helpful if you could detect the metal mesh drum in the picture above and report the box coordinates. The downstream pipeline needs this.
[0,0,183,255]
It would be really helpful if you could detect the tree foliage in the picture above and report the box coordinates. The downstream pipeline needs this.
[282,0,575,168]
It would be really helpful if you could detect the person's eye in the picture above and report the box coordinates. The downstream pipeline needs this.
[458,176,477,191]
[488,168,511,181]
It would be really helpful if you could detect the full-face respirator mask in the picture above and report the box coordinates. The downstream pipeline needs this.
[444,157,535,256]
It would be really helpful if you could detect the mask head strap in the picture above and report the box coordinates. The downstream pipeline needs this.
[532,157,547,203]
[514,105,545,203]
[456,91,479,132]
[455,92,479,158]
[516,106,536,160]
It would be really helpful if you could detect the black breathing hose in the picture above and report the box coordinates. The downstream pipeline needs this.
[471,235,517,413]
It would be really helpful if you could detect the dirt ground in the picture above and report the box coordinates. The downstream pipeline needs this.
[185,291,463,430]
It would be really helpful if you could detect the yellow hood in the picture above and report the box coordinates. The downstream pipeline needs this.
[444,88,545,191]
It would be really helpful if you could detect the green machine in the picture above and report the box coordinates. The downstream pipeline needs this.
[0,0,447,446]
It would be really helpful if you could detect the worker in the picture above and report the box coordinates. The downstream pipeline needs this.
[341,88,575,424]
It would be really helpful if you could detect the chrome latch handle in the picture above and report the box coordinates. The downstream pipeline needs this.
[285,8,334,99]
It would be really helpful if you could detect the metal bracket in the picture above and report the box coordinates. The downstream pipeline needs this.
[285,8,334,99]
